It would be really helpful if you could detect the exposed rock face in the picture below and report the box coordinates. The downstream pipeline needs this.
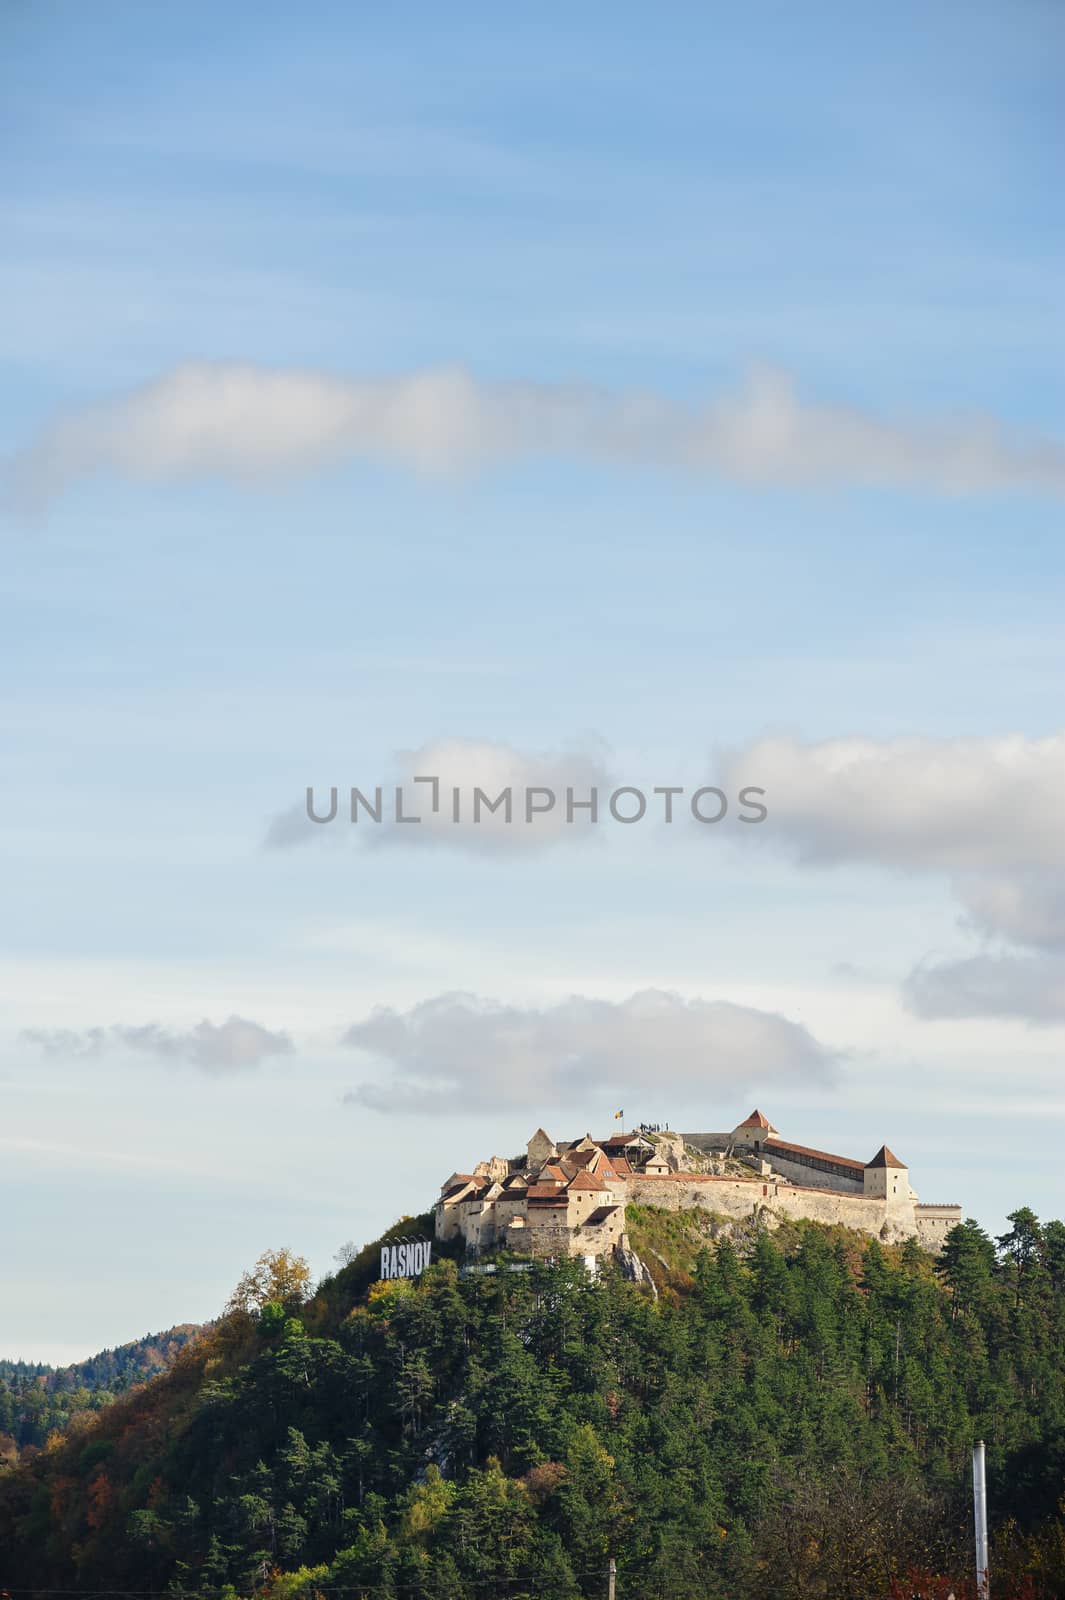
[613,1244,658,1298]
[650,1131,687,1171]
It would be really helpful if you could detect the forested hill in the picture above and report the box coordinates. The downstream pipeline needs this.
[0,1324,205,1461]
[2,1211,1065,1599]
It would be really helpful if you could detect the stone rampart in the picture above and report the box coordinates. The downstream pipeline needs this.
[512,1219,573,1258]
[629,1173,901,1240]
[754,1150,865,1195]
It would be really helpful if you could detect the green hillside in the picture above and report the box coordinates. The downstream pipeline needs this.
[1,1210,1064,1598]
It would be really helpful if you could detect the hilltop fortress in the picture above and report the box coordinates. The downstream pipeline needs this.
[435,1110,962,1262]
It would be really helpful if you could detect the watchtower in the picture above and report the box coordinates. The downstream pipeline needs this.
[863,1145,909,1211]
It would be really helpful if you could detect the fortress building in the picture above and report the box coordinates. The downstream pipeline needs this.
[435,1110,962,1262]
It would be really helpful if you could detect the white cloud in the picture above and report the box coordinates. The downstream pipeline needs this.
[341,987,839,1113]
[954,869,1065,949]
[904,953,1065,1025]
[264,802,344,851]
[8,361,1065,509]
[265,735,616,854]
[720,732,1065,871]
[903,870,1065,1027]
[718,731,1065,1027]
[23,1014,293,1072]
[23,1026,110,1060]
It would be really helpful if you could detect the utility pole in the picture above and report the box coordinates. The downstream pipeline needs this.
[972,1439,989,1599]
[607,1555,617,1600]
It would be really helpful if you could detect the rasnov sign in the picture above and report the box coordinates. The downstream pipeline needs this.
[380,1240,432,1280]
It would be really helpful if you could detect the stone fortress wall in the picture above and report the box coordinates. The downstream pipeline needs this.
[631,1172,894,1237]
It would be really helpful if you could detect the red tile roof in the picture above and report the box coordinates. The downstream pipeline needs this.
[866,1144,906,1169]
[764,1137,864,1173]
[569,1171,608,1191]
[737,1108,776,1130]
[563,1149,602,1170]
[441,1182,473,1202]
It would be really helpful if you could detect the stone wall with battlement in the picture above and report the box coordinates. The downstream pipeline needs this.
[915,1204,962,1250]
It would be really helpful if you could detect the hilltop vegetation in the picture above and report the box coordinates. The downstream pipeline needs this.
[0,1324,204,1465]
[1,1210,1064,1598]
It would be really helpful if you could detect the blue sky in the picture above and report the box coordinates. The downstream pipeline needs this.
[2,2,1065,1363]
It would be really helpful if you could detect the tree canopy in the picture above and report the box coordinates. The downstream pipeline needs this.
[2,1213,1064,1598]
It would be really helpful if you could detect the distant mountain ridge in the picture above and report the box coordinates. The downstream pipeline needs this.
[0,1323,206,1461]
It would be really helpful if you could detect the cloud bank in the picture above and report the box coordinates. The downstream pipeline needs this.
[341,988,838,1114]
[9,361,1065,508]
[24,1014,293,1072]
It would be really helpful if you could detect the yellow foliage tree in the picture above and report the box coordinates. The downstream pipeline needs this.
[226,1247,312,1316]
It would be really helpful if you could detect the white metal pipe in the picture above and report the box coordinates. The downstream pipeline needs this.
[973,1439,989,1599]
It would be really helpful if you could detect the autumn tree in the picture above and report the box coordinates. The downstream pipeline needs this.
[226,1248,312,1317]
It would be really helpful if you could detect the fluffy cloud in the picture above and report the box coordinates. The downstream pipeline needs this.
[907,870,1065,1025]
[341,988,838,1113]
[904,953,1065,1024]
[23,1015,292,1072]
[264,735,616,854]
[718,732,1065,1026]
[8,361,1065,508]
[719,732,1065,872]
[954,869,1065,950]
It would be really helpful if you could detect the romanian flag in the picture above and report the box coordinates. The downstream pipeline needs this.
[614,1108,624,1121]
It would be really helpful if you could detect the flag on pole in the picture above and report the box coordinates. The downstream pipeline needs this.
[614,1109,624,1121]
